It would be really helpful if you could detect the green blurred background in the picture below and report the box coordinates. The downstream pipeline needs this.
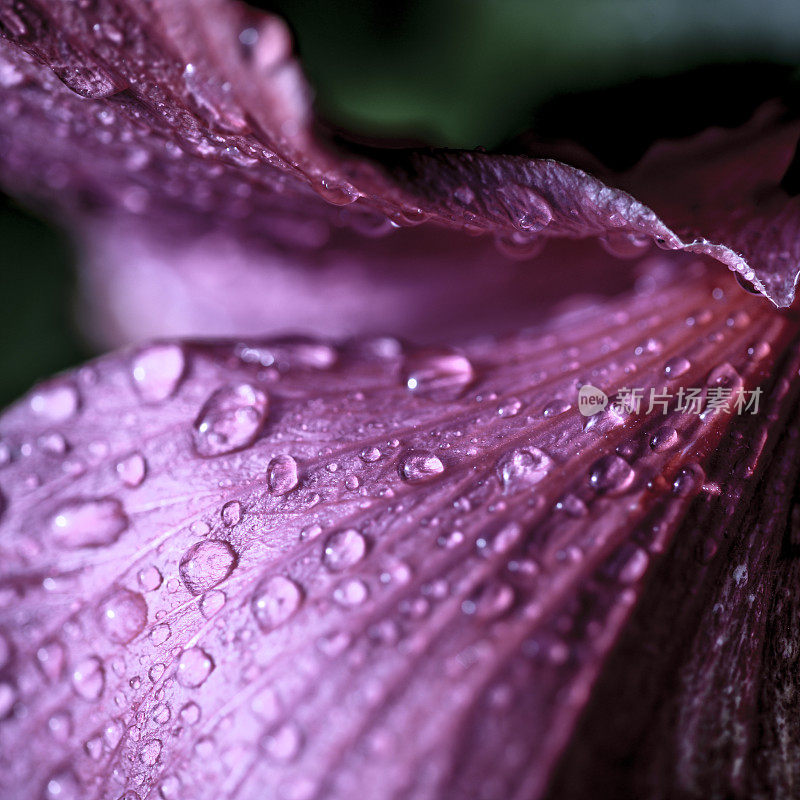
[3,0,800,407]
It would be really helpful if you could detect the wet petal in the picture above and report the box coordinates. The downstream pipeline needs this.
[0,0,798,355]
[0,264,797,798]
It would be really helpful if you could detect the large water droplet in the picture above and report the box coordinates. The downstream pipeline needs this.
[131,344,185,402]
[30,383,79,422]
[99,588,148,643]
[588,455,635,495]
[179,539,237,595]
[251,576,303,630]
[323,529,367,572]
[267,454,299,495]
[193,383,268,457]
[50,498,128,548]
[400,452,445,483]
[497,448,552,493]
[176,647,214,688]
[403,351,474,399]
[71,656,105,701]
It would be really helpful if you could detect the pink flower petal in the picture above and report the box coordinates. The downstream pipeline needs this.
[0,261,797,798]
[0,0,799,354]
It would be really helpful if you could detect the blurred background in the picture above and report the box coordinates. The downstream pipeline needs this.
[2,0,800,406]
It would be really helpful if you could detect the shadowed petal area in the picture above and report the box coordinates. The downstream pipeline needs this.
[0,0,799,348]
[0,263,798,799]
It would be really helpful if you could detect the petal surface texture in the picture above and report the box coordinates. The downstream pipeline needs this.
[0,0,799,352]
[1,261,799,799]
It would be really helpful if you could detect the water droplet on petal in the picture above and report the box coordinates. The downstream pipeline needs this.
[38,432,68,455]
[497,448,552,493]
[334,578,369,606]
[131,344,185,402]
[180,701,201,725]
[468,582,515,619]
[158,777,181,799]
[543,399,571,417]
[199,590,226,618]
[179,539,237,595]
[30,383,79,422]
[50,498,128,548]
[516,190,552,232]
[251,576,303,630]
[139,738,162,766]
[453,185,475,205]
[220,500,241,527]
[150,624,171,646]
[98,588,148,643]
[400,452,445,483]
[193,383,268,457]
[618,547,650,584]
[262,721,303,762]
[588,455,635,495]
[0,682,16,718]
[116,453,147,487]
[323,529,367,571]
[48,711,73,743]
[267,454,299,495]
[599,231,651,258]
[673,463,705,496]
[138,565,163,592]
[315,178,358,205]
[650,425,678,452]
[152,703,171,725]
[71,656,105,700]
[498,397,523,417]
[176,647,214,688]
[36,640,66,682]
[44,769,81,800]
[403,351,475,399]
[359,446,381,463]
[558,494,588,517]
[0,631,10,669]
[664,356,691,378]
[735,271,761,294]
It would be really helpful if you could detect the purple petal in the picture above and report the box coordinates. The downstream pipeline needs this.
[0,261,797,798]
[0,1,799,353]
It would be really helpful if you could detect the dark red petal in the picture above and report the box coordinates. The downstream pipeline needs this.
[0,0,799,349]
[0,264,797,798]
